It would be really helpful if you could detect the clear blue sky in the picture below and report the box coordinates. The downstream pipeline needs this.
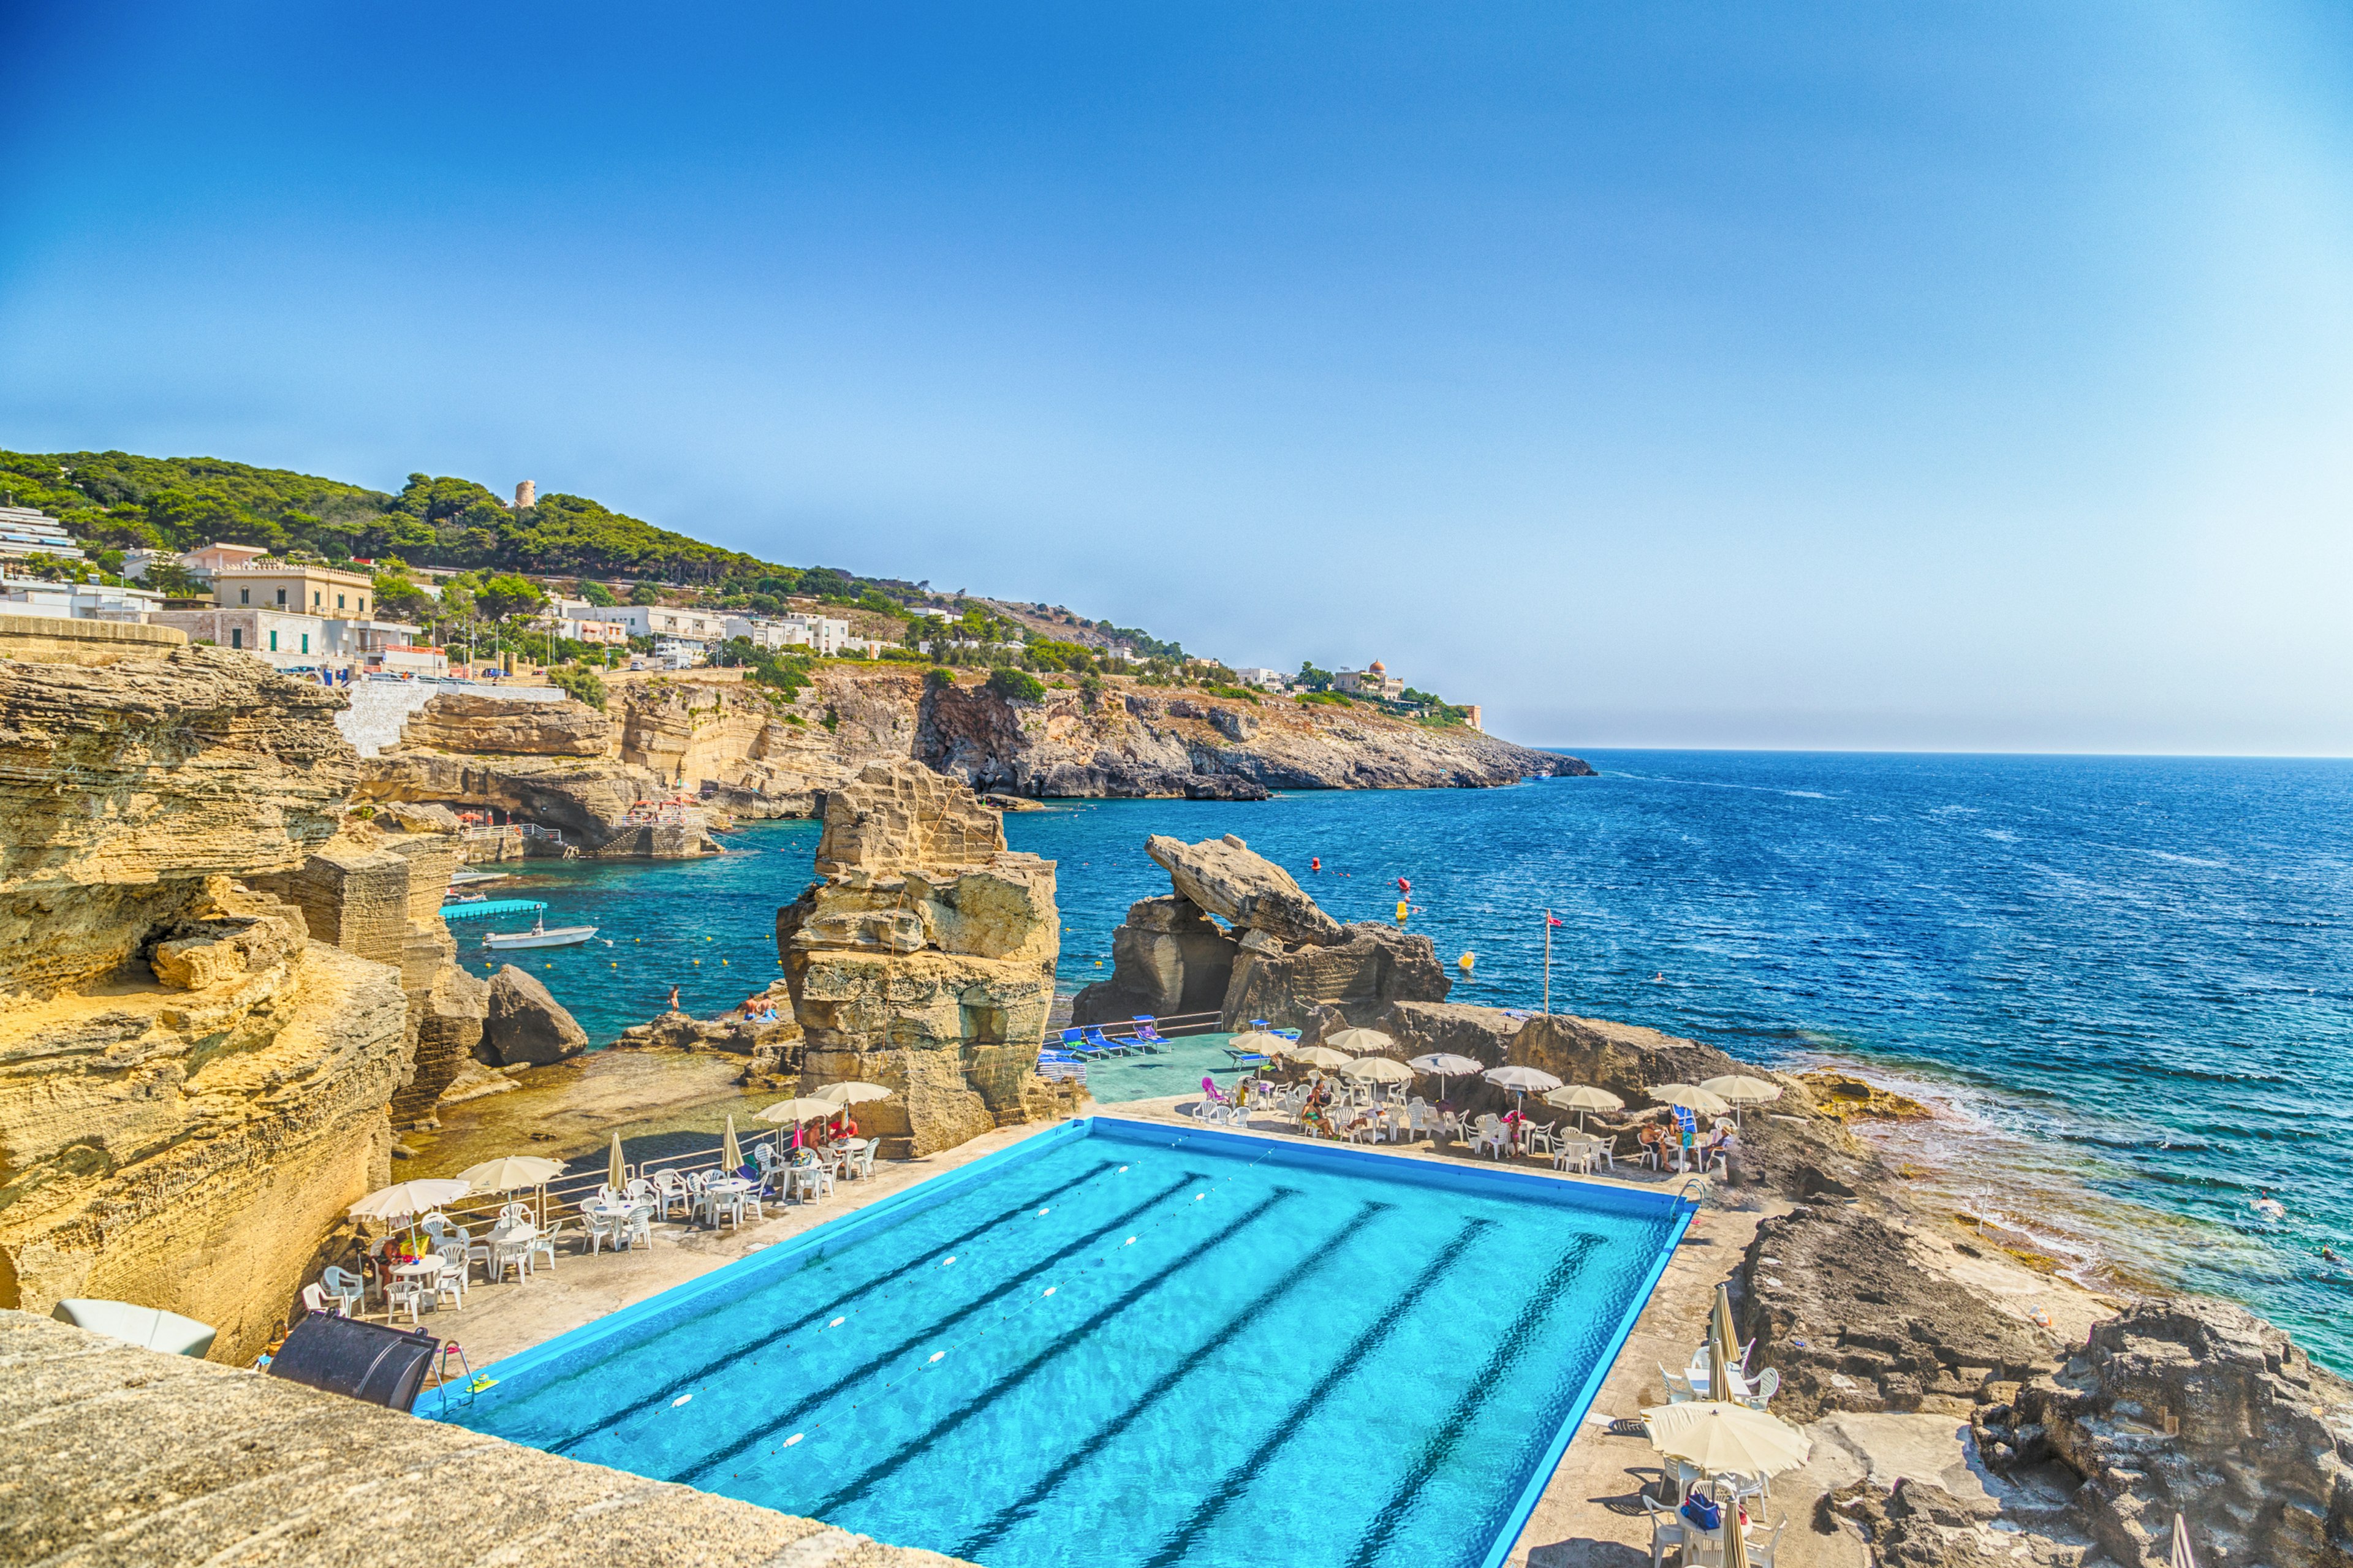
[6,2,2351,752]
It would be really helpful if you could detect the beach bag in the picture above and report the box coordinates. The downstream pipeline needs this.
[1680,1490,1722,1532]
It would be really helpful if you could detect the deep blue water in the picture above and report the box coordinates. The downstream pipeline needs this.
[474,751,2353,1373]
[447,1118,1686,1568]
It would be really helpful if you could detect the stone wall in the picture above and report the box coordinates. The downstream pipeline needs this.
[777,760,1061,1157]
[1,1309,975,1567]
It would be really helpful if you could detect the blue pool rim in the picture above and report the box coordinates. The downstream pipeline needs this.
[449,1115,1698,1568]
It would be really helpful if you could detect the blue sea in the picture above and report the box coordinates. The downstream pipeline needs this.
[469,751,2353,1374]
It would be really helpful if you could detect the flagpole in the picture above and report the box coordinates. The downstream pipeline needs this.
[1542,907,1552,1017]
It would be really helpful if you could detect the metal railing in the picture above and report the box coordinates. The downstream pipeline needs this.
[425,1135,746,1233]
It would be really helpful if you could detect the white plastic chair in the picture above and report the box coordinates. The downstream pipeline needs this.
[300,1282,333,1317]
[488,1227,532,1284]
[1522,1119,1558,1157]
[1659,1362,1697,1404]
[853,1142,876,1180]
[585,1208,624,1254]
[434,1244,468,1308]
[1748,1520,1786,1568]
[1640,1495,1688,1568]
[652,1167,691,1218]
[319,1265,365,1316]
[1738,1366,1781,1409]
[622,1202,656,1249]
[1475,1115,1510,1159]
[386,1271,426,1326]
[528,1221,563,1273]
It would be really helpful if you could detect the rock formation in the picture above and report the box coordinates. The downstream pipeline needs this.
[1071,831,1453,1029]
[1143,833,1342,946]
[481,964,591,1066]
[0,630,461,1364]
[775,760,1061,1156]
[2012,1298,2353,1568]
[356,667,1591,848]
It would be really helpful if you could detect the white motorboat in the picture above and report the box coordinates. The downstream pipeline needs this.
[482,919,599,950]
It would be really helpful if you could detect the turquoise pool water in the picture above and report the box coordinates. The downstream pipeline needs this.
[444,1117,1692,1568]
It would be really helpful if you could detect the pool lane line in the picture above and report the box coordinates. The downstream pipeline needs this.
[952,1197,1398,1561]
[1140,1214,1496,1568]
[703,1121,1299,1475]
[1344,1232,1606,1568]
[533,1158,1129,1450]
[803,1184,1305,1520]
[672,1169,1213,1480]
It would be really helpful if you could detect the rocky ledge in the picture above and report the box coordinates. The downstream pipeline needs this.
[355,667,1589,850]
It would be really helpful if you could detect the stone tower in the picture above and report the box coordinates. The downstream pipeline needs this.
[513,480,536,509]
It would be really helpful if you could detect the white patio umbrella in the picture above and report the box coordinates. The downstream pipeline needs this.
[1650,1083,1733,1118]
[1341,1055,1414,1083]
[756,1097,841,1124]
[1544,1084,1625,1131]
[1640,1401,1811,1477]
[1699,1074,1781,1128]
[1286,1045,1354,1070]
[452,1156,565,1230]
[1324,1027,1396,1055]
[1483,1064,1563,1110]
[816,1080,892,1105]
[1228,1030,1289,1056]
[349,1178,471,1248]
[1406,1052,1483,1079]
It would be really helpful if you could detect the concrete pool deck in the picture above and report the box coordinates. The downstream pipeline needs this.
[390,1088,2063,1568]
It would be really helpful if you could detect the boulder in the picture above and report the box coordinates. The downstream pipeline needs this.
[1739,1203,2055,1425]
[813,759,1007,874]
[480,964,589,1066]
[397,693,613,756]
[1146,833,1341,945]
[2014,1298,2353,1568]
[1219,920,1449,1030]
[1370,1000,1528,1068]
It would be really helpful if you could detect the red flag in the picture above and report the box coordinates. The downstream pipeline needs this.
[1545,913,1564,926]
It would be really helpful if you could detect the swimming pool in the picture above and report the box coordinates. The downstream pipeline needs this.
[442,1118,1695,1568]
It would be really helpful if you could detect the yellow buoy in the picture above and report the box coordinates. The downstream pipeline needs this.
[1458,952,1475,970]
[694,958,702,965]
[1395,901,1410,921]
[722,958,729,964]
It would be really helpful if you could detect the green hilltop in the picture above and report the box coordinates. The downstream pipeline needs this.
[0,449,797,586]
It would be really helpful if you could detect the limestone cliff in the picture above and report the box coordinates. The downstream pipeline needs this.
[0,631,462,1363]
[775,760,1063,1156]
[357,666,1588,846]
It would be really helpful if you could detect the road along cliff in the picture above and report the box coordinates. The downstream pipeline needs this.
[356,665,1589,847]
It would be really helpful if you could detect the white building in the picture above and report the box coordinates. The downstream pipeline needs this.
[180,542,271,582]
[150,607,422,671]
[608,604,726,644]
[561,616,630,646]
[379,645,450,677]
[1233,667,1292,691]
[1334,659,1406,700]
[0,507,87,562]
[1,574,165,623]
[838,637,889,659]
[653,636,709,668]
[720,611,849,654]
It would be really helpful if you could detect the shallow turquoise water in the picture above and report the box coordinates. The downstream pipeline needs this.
[485,751,2353,1372]
[444,1118,1687,1568]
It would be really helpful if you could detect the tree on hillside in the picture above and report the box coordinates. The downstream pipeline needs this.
[478,573,547,622]
[370,567,438,623]
[629,580,662,605]
[577,578,617,607]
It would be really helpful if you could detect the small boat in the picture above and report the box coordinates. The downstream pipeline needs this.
[449,869,509,887]
[483,918,599,950]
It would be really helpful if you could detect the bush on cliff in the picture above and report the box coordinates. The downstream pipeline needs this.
[547,665,607,710]
[1298,689,1351,707]
[988,667,1047,703]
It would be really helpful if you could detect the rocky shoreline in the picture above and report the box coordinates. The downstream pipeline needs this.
[352,667,1590,855]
